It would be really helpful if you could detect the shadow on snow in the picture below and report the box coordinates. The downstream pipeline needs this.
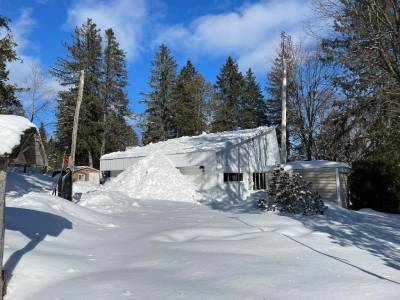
[5,207,72,279]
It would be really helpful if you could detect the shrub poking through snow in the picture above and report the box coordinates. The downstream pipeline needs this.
[258,165,325,215]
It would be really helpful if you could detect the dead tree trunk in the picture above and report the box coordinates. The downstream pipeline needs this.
[88,150,93,168]
[0,157,9,299]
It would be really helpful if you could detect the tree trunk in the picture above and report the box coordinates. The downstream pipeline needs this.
[0,158,9,299]
[306,133,313,160]
[88,150,93,168]
[100,111,107,157]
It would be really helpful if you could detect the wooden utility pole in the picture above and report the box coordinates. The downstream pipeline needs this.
[0,158,8,299]
[280,32,287,164]
[69,70,85,171]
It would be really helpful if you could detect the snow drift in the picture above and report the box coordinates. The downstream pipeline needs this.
[104,154,200,203]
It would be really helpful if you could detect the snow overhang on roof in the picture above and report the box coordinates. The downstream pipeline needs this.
[0,115,36,157]
[284,160,351,171]
[74,166,99,172]
[101,126,275,160]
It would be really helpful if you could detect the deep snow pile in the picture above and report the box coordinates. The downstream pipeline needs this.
[3,169,400,300]
[104,154,200,203]
[73,181,99,194]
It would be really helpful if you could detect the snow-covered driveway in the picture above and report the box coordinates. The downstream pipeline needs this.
[3,174,400,299]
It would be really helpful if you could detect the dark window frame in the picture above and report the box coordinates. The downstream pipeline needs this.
[224,173,243,182]
[253,172,267,190]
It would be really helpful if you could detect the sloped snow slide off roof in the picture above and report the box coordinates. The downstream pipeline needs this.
[101,126,275,160]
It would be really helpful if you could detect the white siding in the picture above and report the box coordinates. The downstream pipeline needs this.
[101,151,217,172]
[217,131,280,173]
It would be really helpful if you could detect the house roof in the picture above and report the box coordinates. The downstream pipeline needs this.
[101,126,275,160]
[74,166,99,172]
[0,115,36,157]
[284,160,351,171]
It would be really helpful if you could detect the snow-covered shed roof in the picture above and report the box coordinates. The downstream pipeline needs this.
[102,126,275,160]
[74,166,99,172]
[0,115,36,157]
[284,160,350,171]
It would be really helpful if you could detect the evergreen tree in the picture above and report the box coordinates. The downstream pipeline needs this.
[316,0,400,162]
[240,68,268,129]
[0,16,23,115]
[52,19,103,168]
[258,165,325,215]
[172,60,210,137]
[101,28,137,155]
[142,44,177,144]
[211,56,244,132]
[38,121,47,142]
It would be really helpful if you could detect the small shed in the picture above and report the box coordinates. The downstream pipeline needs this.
[72,166,100,184]
[284,160,351,207]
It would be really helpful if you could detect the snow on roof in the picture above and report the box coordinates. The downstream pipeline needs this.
[284,160,350,170]
[0,115,36,157]
[75,166,99,172]
[101,126,275,160]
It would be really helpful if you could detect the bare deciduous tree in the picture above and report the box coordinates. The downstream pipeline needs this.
[290,45,336,160]
[24,63,54,123]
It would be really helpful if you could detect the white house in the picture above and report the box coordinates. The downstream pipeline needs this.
[100,126,280,202]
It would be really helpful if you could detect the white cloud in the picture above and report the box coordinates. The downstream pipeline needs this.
[65,0,148,61]
[7,9,61,122]
[155,0,314,74]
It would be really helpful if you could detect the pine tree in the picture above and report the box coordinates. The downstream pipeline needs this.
[172,60,210,137]
[240,68,268,129]
[259,165,325,215]
[0,16,23,115]
[52,19,103,168]
[38,121,47,142]
[101,28,137,156]
[142,44,177,144]
[211,56,244,132]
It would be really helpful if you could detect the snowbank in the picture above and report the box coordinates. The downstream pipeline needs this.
[73,181,99,195]
[105,154,200,203]
[4,169,400,299]
[0,115,35,156]
[79,191,141,214]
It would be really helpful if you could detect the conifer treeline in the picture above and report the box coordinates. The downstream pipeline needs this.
[143,46,269,144]
[51,19,137,168]
[3,0,398,169]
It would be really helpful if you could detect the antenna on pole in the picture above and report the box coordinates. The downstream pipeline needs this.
[280,31,287,164]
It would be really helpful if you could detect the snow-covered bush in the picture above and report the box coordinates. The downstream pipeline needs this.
[258,165,325,215]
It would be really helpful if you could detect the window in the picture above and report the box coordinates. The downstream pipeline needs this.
[78,174,86,181]
[224,173,243,182]
[253,173,267,190]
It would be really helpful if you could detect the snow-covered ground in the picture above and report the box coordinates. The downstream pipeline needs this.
[3,169,400,299]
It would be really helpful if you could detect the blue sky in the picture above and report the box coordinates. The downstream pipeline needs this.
[2,0,315,133]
